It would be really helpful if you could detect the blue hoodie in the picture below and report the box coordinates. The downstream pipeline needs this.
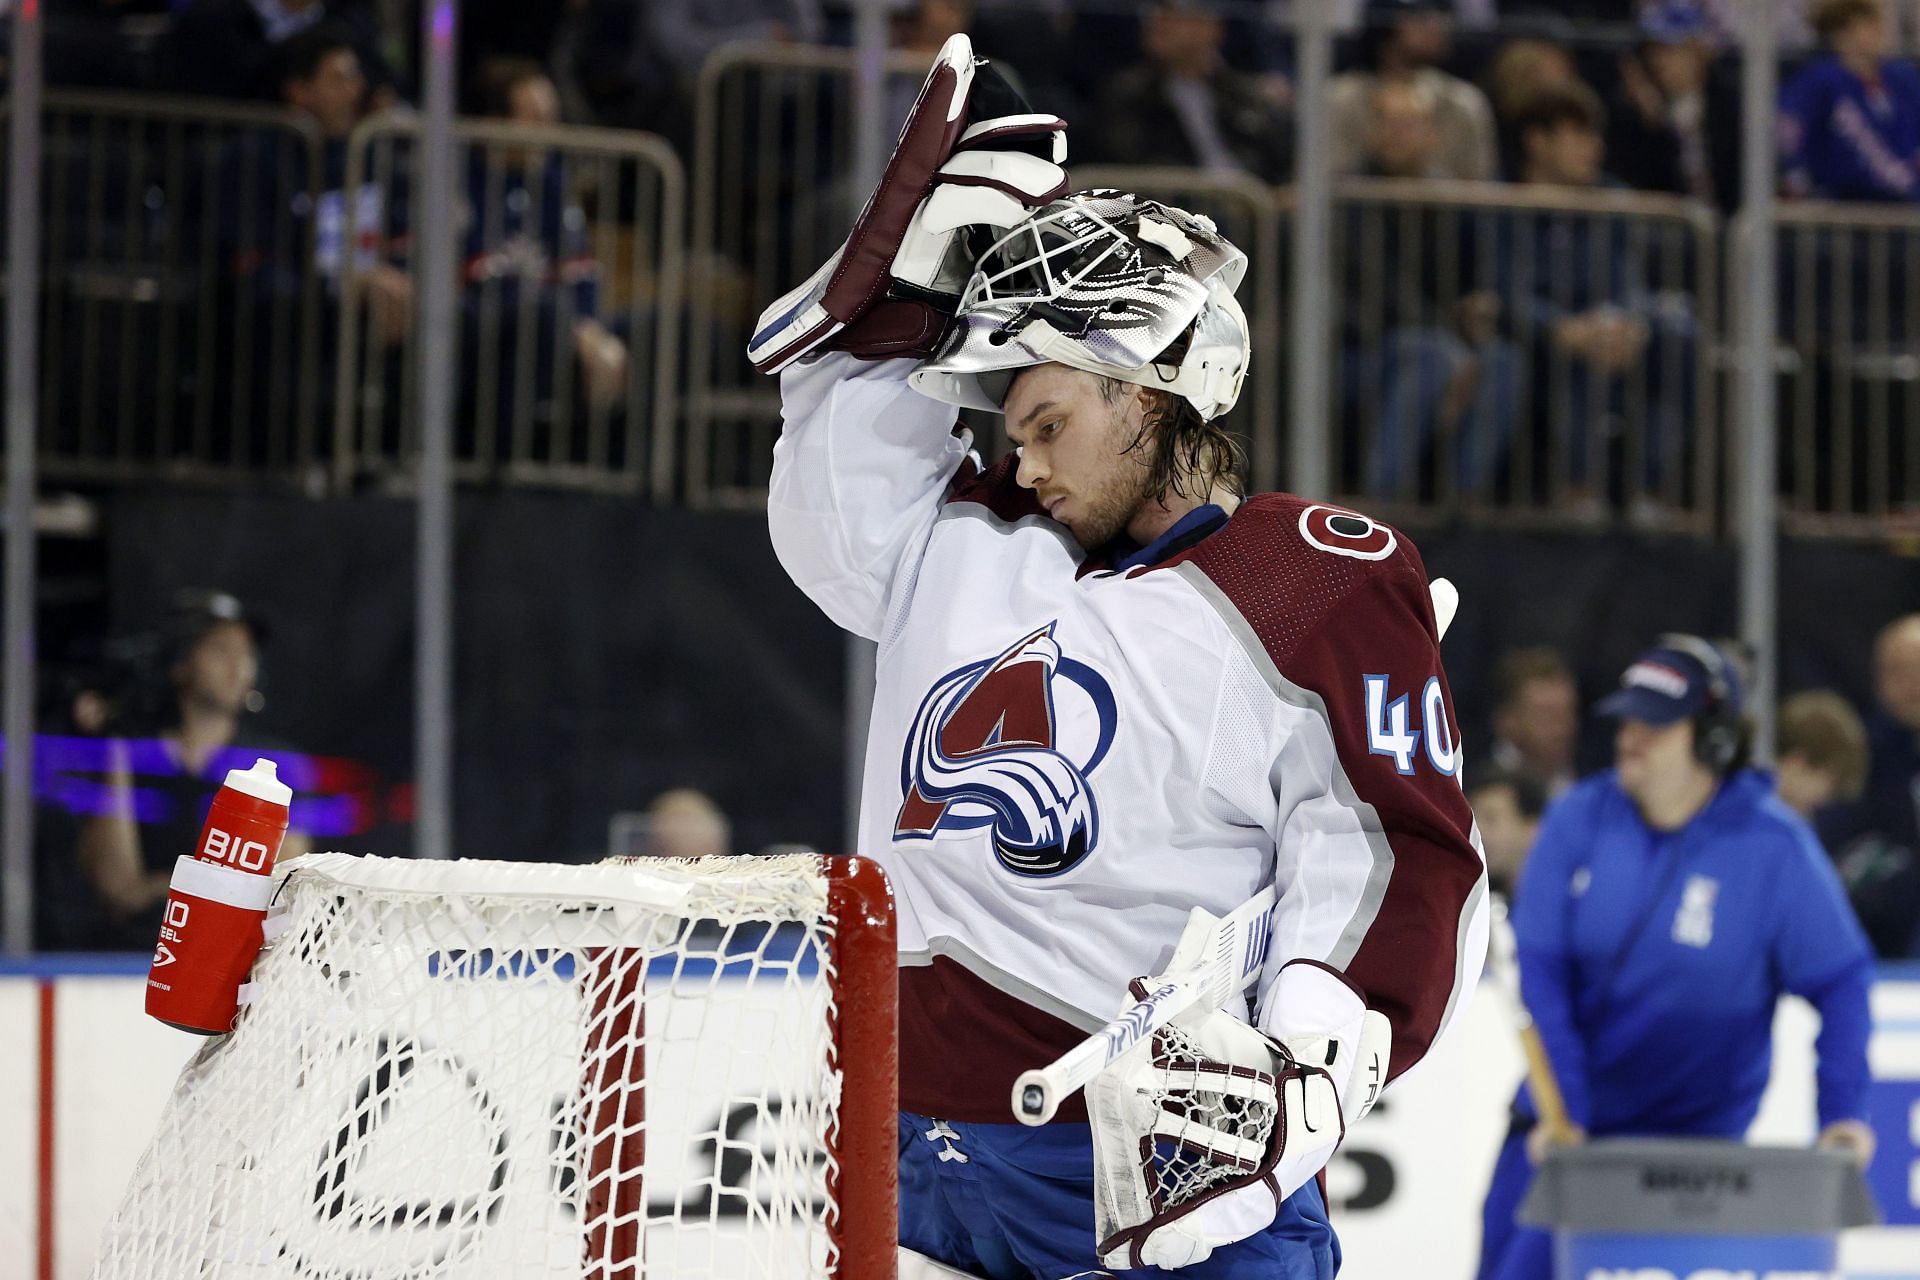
[1780,53,1920,201]
[1511,768,1873,1136]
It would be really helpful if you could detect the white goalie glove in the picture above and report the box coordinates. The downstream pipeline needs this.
[748,33,1068,372]
[1088,959,1391,1271]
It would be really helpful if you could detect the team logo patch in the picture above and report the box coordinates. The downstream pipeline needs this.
[895,623,1116,877]
[1299,504,1397,561]
[1672,874,1718,948]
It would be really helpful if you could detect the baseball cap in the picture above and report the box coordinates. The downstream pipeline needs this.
[1640,0,1710,43]
[1594,638,1737,726]
[165,588,269,658]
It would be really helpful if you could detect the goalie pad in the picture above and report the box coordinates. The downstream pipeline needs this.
[748,34,1067,372]
[1088,962,1390,1270]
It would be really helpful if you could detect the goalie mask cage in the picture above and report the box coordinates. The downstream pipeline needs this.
[91,852,898,1280]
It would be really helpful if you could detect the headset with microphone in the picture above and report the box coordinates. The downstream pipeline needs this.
[1655,632,1743,774]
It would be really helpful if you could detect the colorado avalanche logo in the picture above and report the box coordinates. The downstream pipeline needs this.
[894,623,1116,877]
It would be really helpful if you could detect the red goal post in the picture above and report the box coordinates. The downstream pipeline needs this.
[92,852,899,1279]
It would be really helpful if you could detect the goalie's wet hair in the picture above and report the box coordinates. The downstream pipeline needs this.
[1094,375,1247,504]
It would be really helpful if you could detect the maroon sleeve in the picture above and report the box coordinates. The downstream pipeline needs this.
[1285,567,1483,1081]
[1180,496,1485,1082]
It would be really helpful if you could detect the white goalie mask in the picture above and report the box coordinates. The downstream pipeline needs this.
[908,190,1252,422]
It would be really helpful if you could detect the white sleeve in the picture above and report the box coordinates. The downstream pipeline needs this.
[768,352,970,640]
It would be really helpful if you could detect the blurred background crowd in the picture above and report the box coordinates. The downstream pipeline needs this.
[0,0,1917,966]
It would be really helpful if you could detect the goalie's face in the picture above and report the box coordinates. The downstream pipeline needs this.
[1004,364,1157,551]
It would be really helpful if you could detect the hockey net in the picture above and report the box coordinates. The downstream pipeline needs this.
[92,852,897,1280]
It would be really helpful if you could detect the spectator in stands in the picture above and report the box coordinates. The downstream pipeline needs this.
[223,27,412,347]
[1330,0,1498,180]
[1484,36,1580,175]
[1821,614,1920,956]
[1344,78,1522,497]
[644,789,733,858]
[1607,1,1740,207]
[1361,77,1447,181]
[1089,0,1292,182]
[160,0,396,103]
[295,29,411,341]
[1497,82,1698,511]
[1775,689,1871,822]
[1489,647,1581,796]
[1781,0,1920,200]
[1467,765,1548,899]
[1486,38,1580,120]
[76,591,311,951]
[463,57,630,433]
[206,25,409,464]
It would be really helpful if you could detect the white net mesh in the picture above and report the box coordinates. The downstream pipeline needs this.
[93,853,865,1280]
[1145,1022,1278,1213]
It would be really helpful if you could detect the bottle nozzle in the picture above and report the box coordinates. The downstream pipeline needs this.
[223,757,292,806]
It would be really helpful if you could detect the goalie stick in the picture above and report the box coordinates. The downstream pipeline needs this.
[1012,884,1279,1125]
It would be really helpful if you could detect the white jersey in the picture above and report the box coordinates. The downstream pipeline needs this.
[771,353,1488,1123]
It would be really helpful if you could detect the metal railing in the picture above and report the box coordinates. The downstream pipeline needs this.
[9,66,1920,544]
[1739,200,1920,538]
[3,90,329,482]
[333,114,685,495]
[685,42,933,506]
[1327,178,1719,532]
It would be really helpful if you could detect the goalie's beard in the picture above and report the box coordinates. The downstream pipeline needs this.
[1095,385,1244,554]
[1057,460,1156,552]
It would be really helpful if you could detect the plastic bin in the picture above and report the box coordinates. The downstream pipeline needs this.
[1517,1139,1879,1278]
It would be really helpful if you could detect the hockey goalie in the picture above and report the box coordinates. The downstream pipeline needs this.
[753,32,1489,1280]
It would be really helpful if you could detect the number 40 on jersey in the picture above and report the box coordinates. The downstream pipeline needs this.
[1363,675,1459,776]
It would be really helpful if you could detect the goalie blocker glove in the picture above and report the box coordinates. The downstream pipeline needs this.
[1088,960,1391,1270]
[747,33,1068,373]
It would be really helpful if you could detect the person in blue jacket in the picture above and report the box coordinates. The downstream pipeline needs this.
[1476,634,1877,1280]
[1779,0,1920,202]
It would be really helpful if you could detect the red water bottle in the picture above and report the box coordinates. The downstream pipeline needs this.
[145,757,292,1034]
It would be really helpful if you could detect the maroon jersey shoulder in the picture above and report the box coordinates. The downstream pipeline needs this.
[1173,492,1481,1084]
[945,451,1045,524]
[1169,492,1438,669]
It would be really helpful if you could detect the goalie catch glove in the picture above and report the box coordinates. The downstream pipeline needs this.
[747,33,1068,373]
[1088,961,1391,1270]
